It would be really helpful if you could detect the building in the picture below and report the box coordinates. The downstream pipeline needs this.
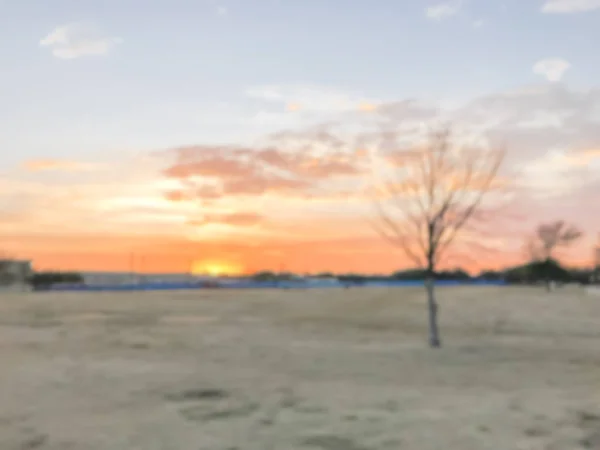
[80,271,209,286]
[0,259,33,289]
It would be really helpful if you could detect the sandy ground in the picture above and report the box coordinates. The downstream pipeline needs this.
[1,286,600,450]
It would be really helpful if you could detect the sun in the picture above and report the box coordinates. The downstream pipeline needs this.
[191,261,243,277]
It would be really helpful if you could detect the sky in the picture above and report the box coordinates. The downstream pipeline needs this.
[0,0,599,275]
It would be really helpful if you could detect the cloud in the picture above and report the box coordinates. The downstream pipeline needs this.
[438,85,600,242]
[541,0,600,13]
[40,23,121,59]
[190,212,263,227]
[21,158,106,173]
[426,2,462,20]
[245,85,376,114]
[567,148,600,166]
[451,84,600,164]
[164,185,222,202]
[0,153,199,239]
[161,84,600,240]
[208,0,228,16]
[532,58,571,82]
[162,142,368,201]
[518,148,596,197]
[373,99,439,121]
[5,80,600,273]
[358,102,378,112]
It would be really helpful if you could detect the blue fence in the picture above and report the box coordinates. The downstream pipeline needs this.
[44,278,506,292]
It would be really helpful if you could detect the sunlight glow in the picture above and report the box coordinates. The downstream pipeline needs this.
[191,260,244,276]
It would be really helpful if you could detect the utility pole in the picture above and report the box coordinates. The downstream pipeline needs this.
[187,257,194,283]
[138,255,144,284]
[129,252,135,284]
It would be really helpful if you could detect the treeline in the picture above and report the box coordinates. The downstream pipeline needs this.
[24,260,594,291]
[249,269,472,282]
[249,260,594,285]
[28,272,84,290]
[497,259,592,285]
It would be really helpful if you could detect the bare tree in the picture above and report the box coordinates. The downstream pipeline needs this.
[526,221,583,290]
[370,129,506,348]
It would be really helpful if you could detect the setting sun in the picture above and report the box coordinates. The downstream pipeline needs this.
[191,261,244,277]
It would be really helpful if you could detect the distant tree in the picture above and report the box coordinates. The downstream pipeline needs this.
[441,269,472,281]
[503,260,571,285]
[337,274,367,285]
[277,272,296,281]
[503,265,532,284]
[569,268,592,285]
[315,272,335,279]
[593,233,600,284]
[391,268,471,281]
[477,270,503,281]
[391,269,426,280]
[371,128,505,348]
[251,271,277,282]
[28,271,83,291]
[526,221,583,290]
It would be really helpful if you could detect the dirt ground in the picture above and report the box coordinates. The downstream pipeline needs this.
[1,286,600,450]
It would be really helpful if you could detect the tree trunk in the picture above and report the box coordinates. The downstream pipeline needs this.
[425,276,441,348]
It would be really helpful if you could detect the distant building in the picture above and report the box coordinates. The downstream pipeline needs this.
[80,271,209,286]
[301,276,341,287]
[80,272,137,286]
[0,259,33,289]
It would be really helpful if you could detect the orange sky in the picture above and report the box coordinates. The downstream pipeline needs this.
[1,98,599,275]
[3,2,600,277]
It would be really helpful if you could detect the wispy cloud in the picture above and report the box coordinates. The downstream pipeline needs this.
[21,159,107,173]
[245,84,377,114]
[208,0,228,16]
[190,212,263,228]
[40,23,121,59]
[532,58,571,82]
[161,142,367,201]
[4,81,600,272]
[541,0,600,13]
[426,1,463,20]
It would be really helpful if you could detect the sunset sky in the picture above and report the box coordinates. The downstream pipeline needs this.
[0,0,599,275]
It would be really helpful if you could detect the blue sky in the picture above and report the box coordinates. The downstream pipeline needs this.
[0,0,599,271]
[1,0,599,164]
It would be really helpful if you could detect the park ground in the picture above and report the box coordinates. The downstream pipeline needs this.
[1,286,600,449]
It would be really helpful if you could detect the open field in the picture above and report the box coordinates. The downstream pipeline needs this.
[1,286,600,449]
